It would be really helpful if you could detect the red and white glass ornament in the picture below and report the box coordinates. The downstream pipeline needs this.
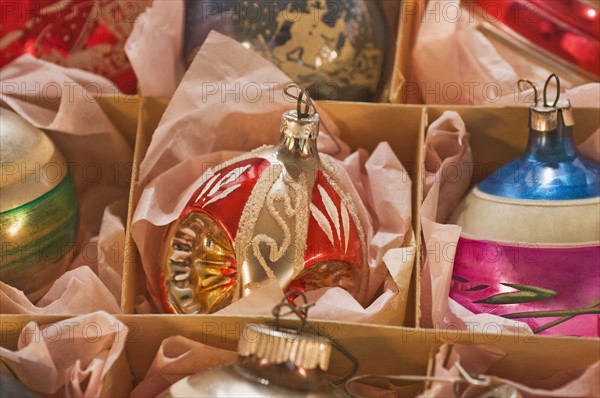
[160,85,369,314]
[0,0,150,93]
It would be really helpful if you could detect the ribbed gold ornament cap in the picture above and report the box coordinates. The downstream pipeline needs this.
[238,324,332,371]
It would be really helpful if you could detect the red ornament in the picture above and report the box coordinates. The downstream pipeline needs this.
[472,0,600,78]
[160,87,369,314]
[0,0,149,94]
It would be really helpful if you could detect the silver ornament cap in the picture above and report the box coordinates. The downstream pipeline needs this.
[281,110,320,140]
[529,98,575,132]
[521,74,575,132]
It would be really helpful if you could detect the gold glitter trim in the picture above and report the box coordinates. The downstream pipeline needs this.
[234,164,282,299]
[288,171,309,278]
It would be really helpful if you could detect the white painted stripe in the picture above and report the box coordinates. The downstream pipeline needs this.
[318,185,341,243]
[195,173,220,203]
[222,164,251,185]
[310,203,334,246]
[203,184,242,207]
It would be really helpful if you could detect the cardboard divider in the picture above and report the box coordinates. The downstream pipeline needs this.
[318,101,426,326]
[390,0,426,104]
[1,314,599,391]
[2,99,599,395]
[0,314,435,392]
[121,97,170,314]
[91,95,144,314]
[95,95,140,148]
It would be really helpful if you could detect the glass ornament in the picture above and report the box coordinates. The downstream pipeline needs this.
[160,87,369,314]
[159,323,349,397]
[0,0,149,93]
[448,75,600,336]
[183,0,386,101]
[0,108,79,301]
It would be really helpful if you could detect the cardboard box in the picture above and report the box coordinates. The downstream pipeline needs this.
[2,96,599,395]
[112,98,600,390]
[1,2,598,393]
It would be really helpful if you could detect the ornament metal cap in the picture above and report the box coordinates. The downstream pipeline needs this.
[238,324,332,371]
[281,110,320,140]
[279,84,322,159]
[519,74,575,132]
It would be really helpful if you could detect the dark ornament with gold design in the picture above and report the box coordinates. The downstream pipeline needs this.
[184,0,386,101]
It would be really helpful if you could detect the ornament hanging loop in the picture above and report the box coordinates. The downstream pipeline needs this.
[283,83,317,119]
[272,291,315,335]
[517,78,538,104]
[282,82,342,155]
[543,73,560,108]
[297,91,311,119]
[271,290,359,385]
[345,363,493,398]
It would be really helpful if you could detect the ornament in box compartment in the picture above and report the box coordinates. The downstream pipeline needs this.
[448,75,600,336]
[183,0,386,101]
[160,295,349,397]
[160,85,368,314]
[470,0,599,81]
[0,108,79,301]
[0,0,149,94]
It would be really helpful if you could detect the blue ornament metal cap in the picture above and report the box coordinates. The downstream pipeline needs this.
[478,74,600,201]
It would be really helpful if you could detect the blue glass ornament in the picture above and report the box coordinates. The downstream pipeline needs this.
[448,75,600,337]
[478,99,600,200]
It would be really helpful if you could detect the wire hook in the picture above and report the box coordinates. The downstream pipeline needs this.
[543,73,560,107]
[516,78,538,104]
[272,291,315,334]
[282,82,342,156]
[271,290,359,385]
[344,362,492,398]
[283,83,316,119]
